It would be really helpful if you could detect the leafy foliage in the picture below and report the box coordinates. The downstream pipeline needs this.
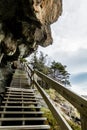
[31,51,70,86]
[50,61,70,86]
[31,51,50,74]
[42,89,81,130]
[41,107,61,130]
[68,120,81,130]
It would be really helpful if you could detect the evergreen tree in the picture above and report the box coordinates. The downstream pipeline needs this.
[31,51,49,75]
[31,51,70,86]
[50,61,70,86]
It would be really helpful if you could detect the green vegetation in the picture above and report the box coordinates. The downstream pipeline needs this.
[68,120,81,130]
[31,51,50,74]
[42,106,80,130]
[20,58,27,63]
[41,107,61,130]
[31,51,70,86]
[44,89,81,130]
[50,61,70,85]
[30,51,81,130]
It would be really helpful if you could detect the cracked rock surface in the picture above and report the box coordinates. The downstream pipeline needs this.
[0,0,62,92]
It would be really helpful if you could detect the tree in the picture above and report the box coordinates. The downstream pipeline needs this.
[50,61,70,86]
[31,51,70,86]
[31,51,50,75]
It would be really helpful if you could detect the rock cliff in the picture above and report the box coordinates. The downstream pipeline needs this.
[0,0,62,92]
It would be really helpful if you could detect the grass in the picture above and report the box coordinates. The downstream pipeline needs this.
[42,88,81,130]
[68,120,81,130]
[41,107,61,130]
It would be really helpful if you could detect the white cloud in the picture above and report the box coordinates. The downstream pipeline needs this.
[39,45,87,74]
[39,0,87,94]
[38,0,87,75]
[51,0,87,39]
[70,84,87,95]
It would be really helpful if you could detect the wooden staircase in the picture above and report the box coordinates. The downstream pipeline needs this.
[0,69,50,130]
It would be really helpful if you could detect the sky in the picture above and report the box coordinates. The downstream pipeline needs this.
[38,0,87,95]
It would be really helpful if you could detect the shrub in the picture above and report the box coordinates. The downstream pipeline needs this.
[41,107,61,130]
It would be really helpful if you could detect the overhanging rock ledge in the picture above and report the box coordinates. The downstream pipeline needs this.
[0,0,62,91]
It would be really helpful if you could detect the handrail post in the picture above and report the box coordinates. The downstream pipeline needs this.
[80,114,87,130]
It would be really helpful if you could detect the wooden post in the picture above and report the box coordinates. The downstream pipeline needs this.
[80,114,87,130]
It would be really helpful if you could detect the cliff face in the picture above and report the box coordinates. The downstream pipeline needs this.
[0,0,62,91]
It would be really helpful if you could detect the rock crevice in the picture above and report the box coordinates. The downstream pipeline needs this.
[0,0,62,91]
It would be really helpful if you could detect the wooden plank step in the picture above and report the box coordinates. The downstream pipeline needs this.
[11,75,27,77]
[0,111,44,114]
[6,87,36,92]
[12,79,28,81]
[2,102,38,105]
[0,125,50,130]
[2,101,38,104]
[10,89,35,92]
[6,92,34,94]
[0,106,41,109]
[0,117,47,121]
[5,95,35,98]
[5,93,34,97]
[11,79,28,82]
[4,98,38,101]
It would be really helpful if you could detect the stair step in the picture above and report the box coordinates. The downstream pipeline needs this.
[0,106,41,109]
[2,101,38,104]
[4,95,35,98]
[4,98,38,101]
[6,87,35,92]
[1,69,50,129]
[6,92,34,94]
[0,111,44,114]
[0,125,50,130]
[0,117,47,121]
[6,90,34,93]
[5,93,34,96]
